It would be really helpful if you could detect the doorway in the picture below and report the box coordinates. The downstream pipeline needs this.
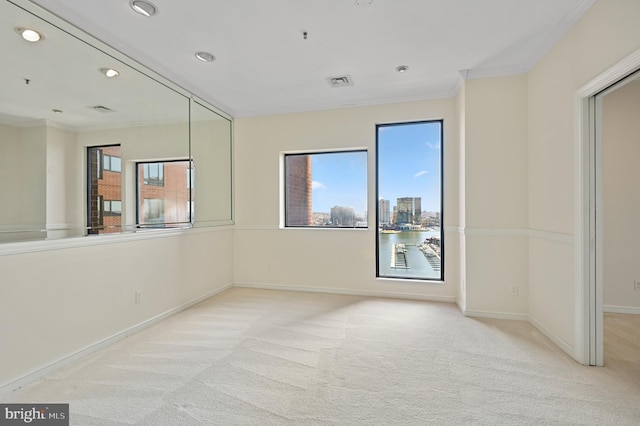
[585,65,640,366]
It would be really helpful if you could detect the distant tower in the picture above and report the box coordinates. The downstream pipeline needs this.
[285,155,312,225]
[396,197,413,225]
[396,197,421,224]
[379,198,390,224]
[331,206,355,227]
[413,197,421,224]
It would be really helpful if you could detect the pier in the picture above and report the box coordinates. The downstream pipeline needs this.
[390,243,410,269]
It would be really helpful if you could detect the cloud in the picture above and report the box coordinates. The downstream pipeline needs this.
[426,142,440,150]
[312,181,327,190]
[413,170,428,178]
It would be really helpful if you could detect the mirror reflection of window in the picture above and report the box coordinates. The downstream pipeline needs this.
[87,145,122,234]
[0,0,232,243]
[137,160,192,227]
[143,163,164,186]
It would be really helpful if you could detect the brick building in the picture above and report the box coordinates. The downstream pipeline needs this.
[285,155,312,226]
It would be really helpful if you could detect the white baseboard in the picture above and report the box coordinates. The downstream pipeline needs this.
[603,305,640,315]
[528,315,576,360]
[0,284,233,396]
[462,309,529,321]
[234,282,457,303]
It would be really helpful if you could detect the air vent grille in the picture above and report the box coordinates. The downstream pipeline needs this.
[89,105,115,113]
[327,75,354,87]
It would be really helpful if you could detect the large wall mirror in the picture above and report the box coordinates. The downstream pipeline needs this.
[0,0,233,243]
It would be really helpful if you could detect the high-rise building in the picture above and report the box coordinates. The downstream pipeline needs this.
[396,197,422,225]
[378,198,390,224]
[285,155,312,225]
[330,205,356,227]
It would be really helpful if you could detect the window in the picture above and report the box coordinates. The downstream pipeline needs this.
[186,167,194,189]
[376,121,443,280]
[87,145,122,234]
[104,155,121,172]
[103,200,122,216]
[284,150,367,227]
[143,163,164,186]
[142,199,164,224]
[136,160,192,226]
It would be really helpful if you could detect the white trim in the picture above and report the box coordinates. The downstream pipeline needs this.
[577,48,640,98]
[466,67,529,81]
[235,89,460,118]
[444,226,464,234]
[0,225,233,257]
[464,228,528,237]
[234,225,370,232]
[462,309,529,322]
[574,94,592,366]
[603,305,640,315]
[0,228,187,257]
[450,227,573,244]
[528,229,574,245]
[234,225,279,231]
[528,315,577,361]
[233,282,456,303]
[455,298,466,314]
[187,225,234,234]
[574,46,640,367]
[0,284,233,396]
[466,1,596,81]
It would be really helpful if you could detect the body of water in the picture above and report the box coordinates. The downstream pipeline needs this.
[378,230,441,280]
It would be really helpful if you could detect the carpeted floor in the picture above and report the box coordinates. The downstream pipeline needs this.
[4,288,640,425]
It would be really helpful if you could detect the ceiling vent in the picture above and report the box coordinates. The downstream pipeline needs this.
[328,75,354,88]
[89,105,115,113]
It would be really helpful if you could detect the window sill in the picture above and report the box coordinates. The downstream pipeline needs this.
[0,227,189,257]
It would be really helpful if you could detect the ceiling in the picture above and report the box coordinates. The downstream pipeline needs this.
[29,0,596,118]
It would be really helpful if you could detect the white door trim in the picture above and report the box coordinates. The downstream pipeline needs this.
[575,47,640,366]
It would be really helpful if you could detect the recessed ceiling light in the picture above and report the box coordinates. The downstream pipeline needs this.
[52,109,63,114]
[130,0,157,17]
[395,65,409,73]
[99,68,120,78]
[15,27,44,42]
[195,52,215,62]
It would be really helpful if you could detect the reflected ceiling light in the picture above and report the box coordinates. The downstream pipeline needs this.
[130,0,157,17]
[99,68,120,78]
[395,65,409,73]
[15,27,44,42]
[195,51,215,62]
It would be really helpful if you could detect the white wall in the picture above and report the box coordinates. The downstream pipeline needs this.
[459,75,529,318]
[46,126,83,239]
[602,79,640,312]
[1,118,235,391]
[527,0,640,357]
[0,123,23,229]
[19,126,47,231]
[0,228,233,389]
[234,99,459,300]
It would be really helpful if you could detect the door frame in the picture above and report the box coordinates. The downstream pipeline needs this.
[575,47,640,366]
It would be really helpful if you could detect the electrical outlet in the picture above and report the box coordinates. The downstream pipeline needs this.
[634,280,640,292]
[135,291,142,304]
[509,285,519,296]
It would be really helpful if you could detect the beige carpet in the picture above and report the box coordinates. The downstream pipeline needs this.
[4,288,640,425]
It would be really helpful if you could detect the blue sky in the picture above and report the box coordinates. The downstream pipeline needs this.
[377,121,442,212]
[311,151,368,214]
[310,121,441,214]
